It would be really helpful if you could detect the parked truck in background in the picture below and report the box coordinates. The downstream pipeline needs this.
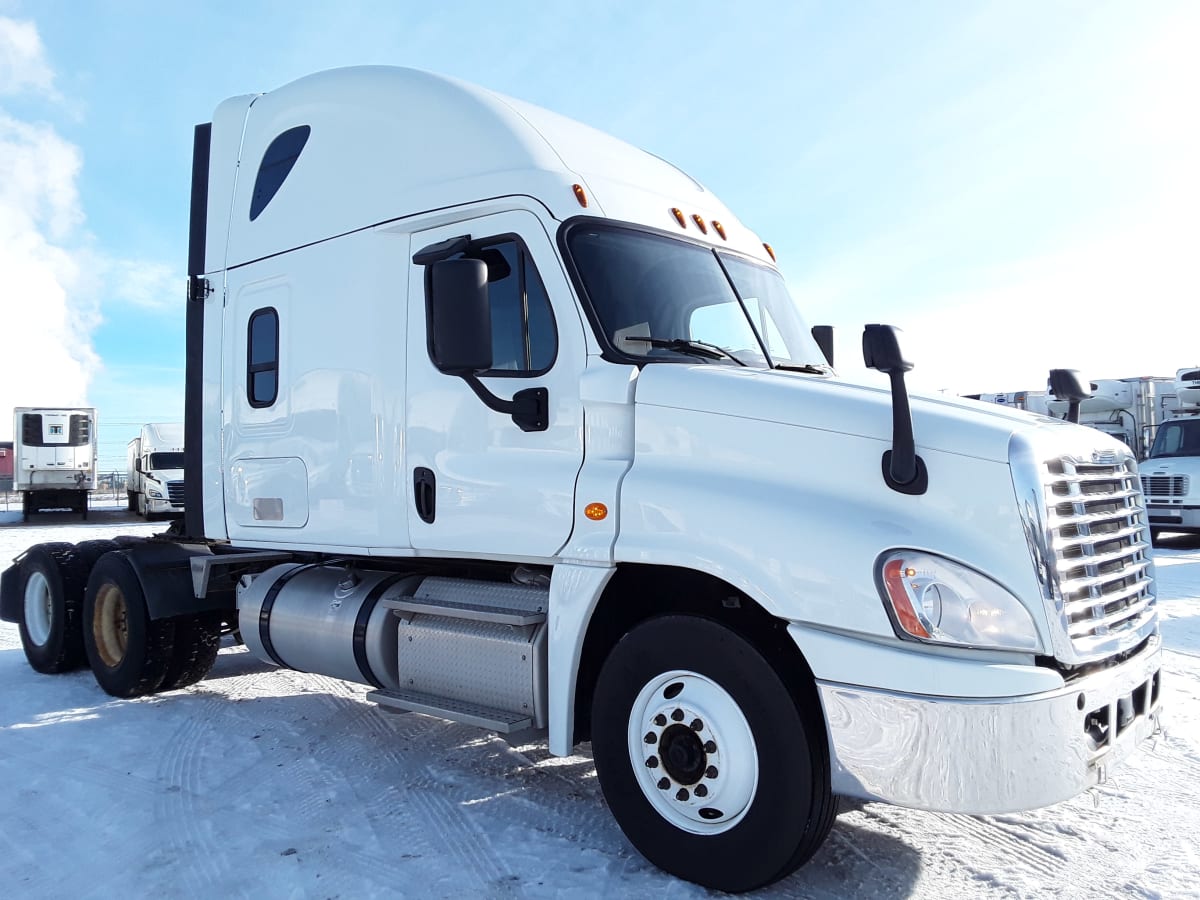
[965,390,1050,416]
[0,68,1164,892]
[126,423,185,518]
[1046,377,1178,459]
[12,407,96,521]
[1140,367,1200,542]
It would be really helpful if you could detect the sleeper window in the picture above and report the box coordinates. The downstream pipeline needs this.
[247,308,279,407]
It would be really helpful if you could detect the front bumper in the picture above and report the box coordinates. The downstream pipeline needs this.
[146,497,183,514]
[1146,504,1200,532]
[817,635,1163,814]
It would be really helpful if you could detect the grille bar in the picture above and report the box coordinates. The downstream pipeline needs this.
[1140,475,1188,497]
[1041,454,1156,663]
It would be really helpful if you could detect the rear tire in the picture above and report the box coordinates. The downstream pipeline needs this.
[17,543,91,673]
[591,615,835,893]
[160,612,223,690]
[83,552,176,698]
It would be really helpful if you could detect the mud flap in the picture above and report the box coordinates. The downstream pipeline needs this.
[0,561,23,623]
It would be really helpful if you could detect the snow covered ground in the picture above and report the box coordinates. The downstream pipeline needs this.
[1,506,1197,899]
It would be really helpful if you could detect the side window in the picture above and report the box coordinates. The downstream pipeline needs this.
[247,308,279,407]
[250,126,311,221]
[462,238,556,376]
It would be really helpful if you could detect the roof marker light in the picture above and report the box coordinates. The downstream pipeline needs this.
[572,184,588,208]
[691,215,708,234]
[670,208,688,229]
[763,242,776,261]
[712,220,727,240]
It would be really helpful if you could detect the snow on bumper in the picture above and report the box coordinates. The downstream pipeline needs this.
[814,635,1163,815]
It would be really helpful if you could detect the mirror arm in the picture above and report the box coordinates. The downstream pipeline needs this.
[460,374,549,433]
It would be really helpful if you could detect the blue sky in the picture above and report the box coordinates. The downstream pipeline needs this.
[1,1,1196,471]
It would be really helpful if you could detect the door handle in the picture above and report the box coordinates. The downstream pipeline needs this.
[413,467,436,524]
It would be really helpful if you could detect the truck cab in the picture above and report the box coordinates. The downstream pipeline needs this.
[1141,367,1200,538]
[126,423,185,518]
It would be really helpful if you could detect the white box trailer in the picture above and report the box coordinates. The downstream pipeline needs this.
[1046,376,1178,458]
[12,406,96,521]
[0,68,1164,892]
[126,423,185,518]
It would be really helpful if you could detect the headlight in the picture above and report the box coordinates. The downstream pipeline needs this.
[148,489,163,499]
[877,550,1040,652]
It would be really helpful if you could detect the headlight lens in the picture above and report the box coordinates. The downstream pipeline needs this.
[148,488,162,499]
[877,550,1040,652]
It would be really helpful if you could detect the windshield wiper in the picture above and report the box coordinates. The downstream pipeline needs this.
[773,363,831,375]
[623,336,748,366]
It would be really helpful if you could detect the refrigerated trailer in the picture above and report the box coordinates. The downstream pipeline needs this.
[12,407,96,521]
[0,68,1164,892]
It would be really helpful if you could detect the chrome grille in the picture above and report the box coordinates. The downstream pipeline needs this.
[1043,456,1156,661]
[167,480,185,505]
[1140,474,1188,498]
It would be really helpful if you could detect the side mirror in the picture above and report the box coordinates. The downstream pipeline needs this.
[862,324,912,375]
[135,458,143,473]
[811,325,834,368]
[428,258,492,374]
[863,324,926,494]
[1047,369,1092,424]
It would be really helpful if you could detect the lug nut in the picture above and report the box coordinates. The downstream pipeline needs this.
[694,784,708,798]
[646,756,659,768]
[654,713,667,727]
[657,778,670,790]
[706,765,718,779]
[704,740,717,753]
[644,732,656,744]
[676,788,690,802]
[671,708,685,722]
[690,718,704,731]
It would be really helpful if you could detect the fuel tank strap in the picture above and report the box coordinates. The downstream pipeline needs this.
[353,573,409,689]
[258,563,319,669]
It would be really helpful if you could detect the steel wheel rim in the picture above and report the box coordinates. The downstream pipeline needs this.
[23,571,52,646]
[92,583,129,668]
[627,669,758,834]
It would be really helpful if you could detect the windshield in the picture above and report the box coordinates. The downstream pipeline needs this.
[1148,419,1200,459]
[149,452,185,470]
[565,224,827,369]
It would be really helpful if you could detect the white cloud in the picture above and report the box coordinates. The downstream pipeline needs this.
[0,16,55,98]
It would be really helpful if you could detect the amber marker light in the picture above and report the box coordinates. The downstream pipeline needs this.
[585,502,608,521]
[763,242,777,261]
[691,214,708,234]
[572,184,588,208]
[712,220,727,240]
[670,207,688,228]
[882,558,931,639]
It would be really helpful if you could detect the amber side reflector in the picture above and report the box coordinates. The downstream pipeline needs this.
[691,215,708,234]
[712,220,727,240]
[585,502,608,521]
[670,208,687,228]
[573,184,588,208]
[763,242,776,261]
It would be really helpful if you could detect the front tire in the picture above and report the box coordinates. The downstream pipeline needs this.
[591,615,835,893]
[83,552,176,697]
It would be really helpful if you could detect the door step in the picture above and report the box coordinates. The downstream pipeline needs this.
[382,576,548,626]
[368,689,533,732]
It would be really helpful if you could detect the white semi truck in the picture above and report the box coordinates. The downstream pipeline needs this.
[126,423,186,518]
[0,68,1164,892]
[1140,366,1200,541]
[12,406,96,521]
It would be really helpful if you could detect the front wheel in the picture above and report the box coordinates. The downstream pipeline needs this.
[591,615,835,893]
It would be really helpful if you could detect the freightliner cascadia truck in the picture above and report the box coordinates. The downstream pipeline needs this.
[0,68,1164,892]
[126,422,186,518]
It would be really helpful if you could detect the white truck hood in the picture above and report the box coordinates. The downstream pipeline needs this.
[1141,455,1200,480]
[632,364,1091,464]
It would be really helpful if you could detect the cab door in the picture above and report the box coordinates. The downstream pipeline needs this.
[405,209,585,558]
